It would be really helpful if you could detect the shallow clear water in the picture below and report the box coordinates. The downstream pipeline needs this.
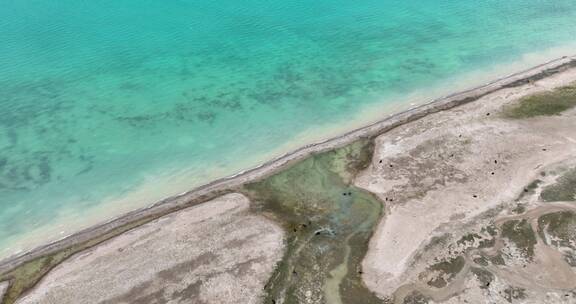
[1,0,576,255]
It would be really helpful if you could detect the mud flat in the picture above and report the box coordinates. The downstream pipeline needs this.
[357,62,576,303]
[2,56,576,304]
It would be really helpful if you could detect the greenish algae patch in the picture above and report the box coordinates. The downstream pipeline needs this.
[538,211,576,266]
[540,168,576,202]
[422,234,451,252]
[501,219,537,260]
[516,179,542,202]
[470,267,494,289]
[538,211,576,246]
[489,253,506,266]
[511,204,526,214]
[479,225,498,247]
[0,192,228,304]
[501,286,527,303]
[423,256,465,288]
[243,139,384,304]
[503,84,576,118]
[402,291,430,304]
[473,256,489,267]
[457,226,496,249]
[457,233,482,247]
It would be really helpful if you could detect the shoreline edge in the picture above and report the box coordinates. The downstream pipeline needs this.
[1,54,576,274]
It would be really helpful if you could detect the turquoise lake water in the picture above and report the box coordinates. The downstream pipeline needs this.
[1,0,576,256]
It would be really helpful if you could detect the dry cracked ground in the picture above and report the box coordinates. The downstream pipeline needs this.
[2,69,576,304]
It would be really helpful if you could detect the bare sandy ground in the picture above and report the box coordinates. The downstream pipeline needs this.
[356,66,576,301]
[14,193,284,304]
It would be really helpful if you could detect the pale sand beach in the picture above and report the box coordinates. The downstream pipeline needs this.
[15,193,284,304]
[2,56,576,304]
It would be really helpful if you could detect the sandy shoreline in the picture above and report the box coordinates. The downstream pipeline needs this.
[1,55,576,275]
[14,193,285,304]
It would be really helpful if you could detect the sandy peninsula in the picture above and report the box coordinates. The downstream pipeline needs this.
[1,55,576,304]
[14,193,284,304]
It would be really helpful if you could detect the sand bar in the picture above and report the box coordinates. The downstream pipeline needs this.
[15,193,284,304]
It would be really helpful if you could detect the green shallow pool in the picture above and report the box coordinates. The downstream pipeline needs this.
[244,139,384,303]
